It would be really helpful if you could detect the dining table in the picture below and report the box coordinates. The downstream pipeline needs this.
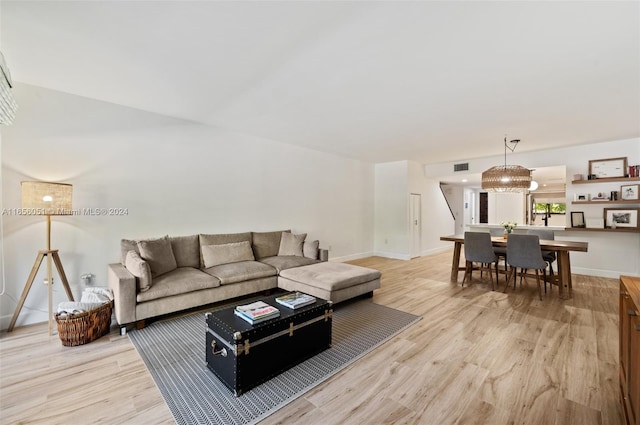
[440,234,589,299]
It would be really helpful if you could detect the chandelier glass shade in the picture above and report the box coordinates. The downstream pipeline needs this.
[481,137,532,192]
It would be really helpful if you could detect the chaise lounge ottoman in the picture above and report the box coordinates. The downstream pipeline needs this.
[277,262,381,303]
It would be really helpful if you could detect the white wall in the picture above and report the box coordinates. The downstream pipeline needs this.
[488,192,525,225]
[0,84,375,329]
[374,160,454,259]
[374,161,408,259]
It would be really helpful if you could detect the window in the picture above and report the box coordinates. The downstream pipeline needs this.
[534,202,566,214]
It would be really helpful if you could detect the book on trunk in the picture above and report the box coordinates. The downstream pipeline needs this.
[234,301,280,324]
[275,292,316,309]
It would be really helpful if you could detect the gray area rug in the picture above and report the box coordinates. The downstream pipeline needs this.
[129,299,421,425]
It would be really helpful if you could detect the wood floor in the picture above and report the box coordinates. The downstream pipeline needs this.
[0,251,624,425]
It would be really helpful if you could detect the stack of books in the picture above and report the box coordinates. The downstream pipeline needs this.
[275,292,316,309]
[234,301,280,324]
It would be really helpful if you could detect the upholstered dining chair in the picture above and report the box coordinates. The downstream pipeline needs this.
[527,228,556,276]
[489,227,508,278]
[463,232,498,290]
[505,234,547,300]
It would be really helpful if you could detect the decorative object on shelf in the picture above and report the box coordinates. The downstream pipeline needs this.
[588,157,628,179]
[591,192,609,201]
[481,136,532,192]
[604,208,639,229]
[585,218,604,229]
[572,174,584,181]
[621,184,639,201]
[8,181,75,335]
[574,193,590,201]
[571,211,585,228]
[610,191,619,201]
[501,221,517,238]
[629,165,639,178]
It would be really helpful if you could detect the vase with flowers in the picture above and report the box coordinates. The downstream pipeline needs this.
[501,221,517,238]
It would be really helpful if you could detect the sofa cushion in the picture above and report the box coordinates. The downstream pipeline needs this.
[259,256,320,273]
[251,230,290,259]
[120,239,139,265]
[136,267,221,303]
[278,262,381,292]
[202,241,255,268]
[199,232,252,268]
[203,261,277,285]
[138,236,178,277]
[125,250,153,292]
[278,232,306,257]
[170,234,200,268]
[303,240,319,259]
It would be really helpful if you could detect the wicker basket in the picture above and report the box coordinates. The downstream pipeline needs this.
[55,301,113,346]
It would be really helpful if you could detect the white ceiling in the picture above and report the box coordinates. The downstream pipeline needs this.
[1,1,639,165]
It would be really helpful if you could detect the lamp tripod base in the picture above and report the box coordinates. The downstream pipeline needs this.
[7,249,75,335]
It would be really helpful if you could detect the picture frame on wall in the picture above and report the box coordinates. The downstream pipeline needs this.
[589,157,628,179]
[621,184,640,201]
[570,211,585,228]
[604,208,640,229]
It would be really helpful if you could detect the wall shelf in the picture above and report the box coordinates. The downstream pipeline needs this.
[565,227,640,233]
[572,177,640,184]
[572,199,640,205]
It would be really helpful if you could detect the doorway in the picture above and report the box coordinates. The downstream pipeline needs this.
[479,192,488,223]
[410,193,421,258]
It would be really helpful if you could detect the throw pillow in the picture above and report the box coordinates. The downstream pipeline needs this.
[170,234,200,268]
[137,236,178,277]
[125,250,153,292]
[303,240,320,259]
[120,238,139,265]
[278,232,306,257]
[251,230,290,259]
[202,241,255,269]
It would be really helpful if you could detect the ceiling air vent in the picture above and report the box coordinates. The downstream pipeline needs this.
[454,163,469,172]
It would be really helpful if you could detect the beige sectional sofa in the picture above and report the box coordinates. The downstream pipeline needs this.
[108,230,380,331]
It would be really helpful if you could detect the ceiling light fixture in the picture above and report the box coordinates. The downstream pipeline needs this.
[481,136,532,192]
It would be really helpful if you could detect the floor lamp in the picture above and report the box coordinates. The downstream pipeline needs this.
[8,181,75,335]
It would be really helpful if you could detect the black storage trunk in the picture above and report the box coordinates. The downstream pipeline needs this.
[205,294,332,396]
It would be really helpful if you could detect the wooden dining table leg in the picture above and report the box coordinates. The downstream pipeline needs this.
[557,250,571,300]
[450,241,462,282]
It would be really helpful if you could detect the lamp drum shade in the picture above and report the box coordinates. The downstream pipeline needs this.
[21,181,73,215]
[481,165,532,192]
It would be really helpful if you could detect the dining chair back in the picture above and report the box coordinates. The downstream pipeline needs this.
[527,228,557,291]
[505,234,547,300]
[463,232,498,290]
[488,228,508,277]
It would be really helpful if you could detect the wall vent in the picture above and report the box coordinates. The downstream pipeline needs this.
[454,163,469,172]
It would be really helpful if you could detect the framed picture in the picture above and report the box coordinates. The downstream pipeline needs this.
[571,211,585,228]
[621,184,640,201]
[589,157,628,179]
[604,208,640,229]
[585,218,604,229]
[573,193,590,201]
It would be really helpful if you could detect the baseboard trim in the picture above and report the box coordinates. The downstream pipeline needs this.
[571,267,626,279]
[329,251,375,262]
[372,251,411,261]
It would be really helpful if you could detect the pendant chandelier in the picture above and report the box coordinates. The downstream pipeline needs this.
[481,137,532,192]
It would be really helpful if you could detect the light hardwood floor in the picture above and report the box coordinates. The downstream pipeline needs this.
[0,251,624,425]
